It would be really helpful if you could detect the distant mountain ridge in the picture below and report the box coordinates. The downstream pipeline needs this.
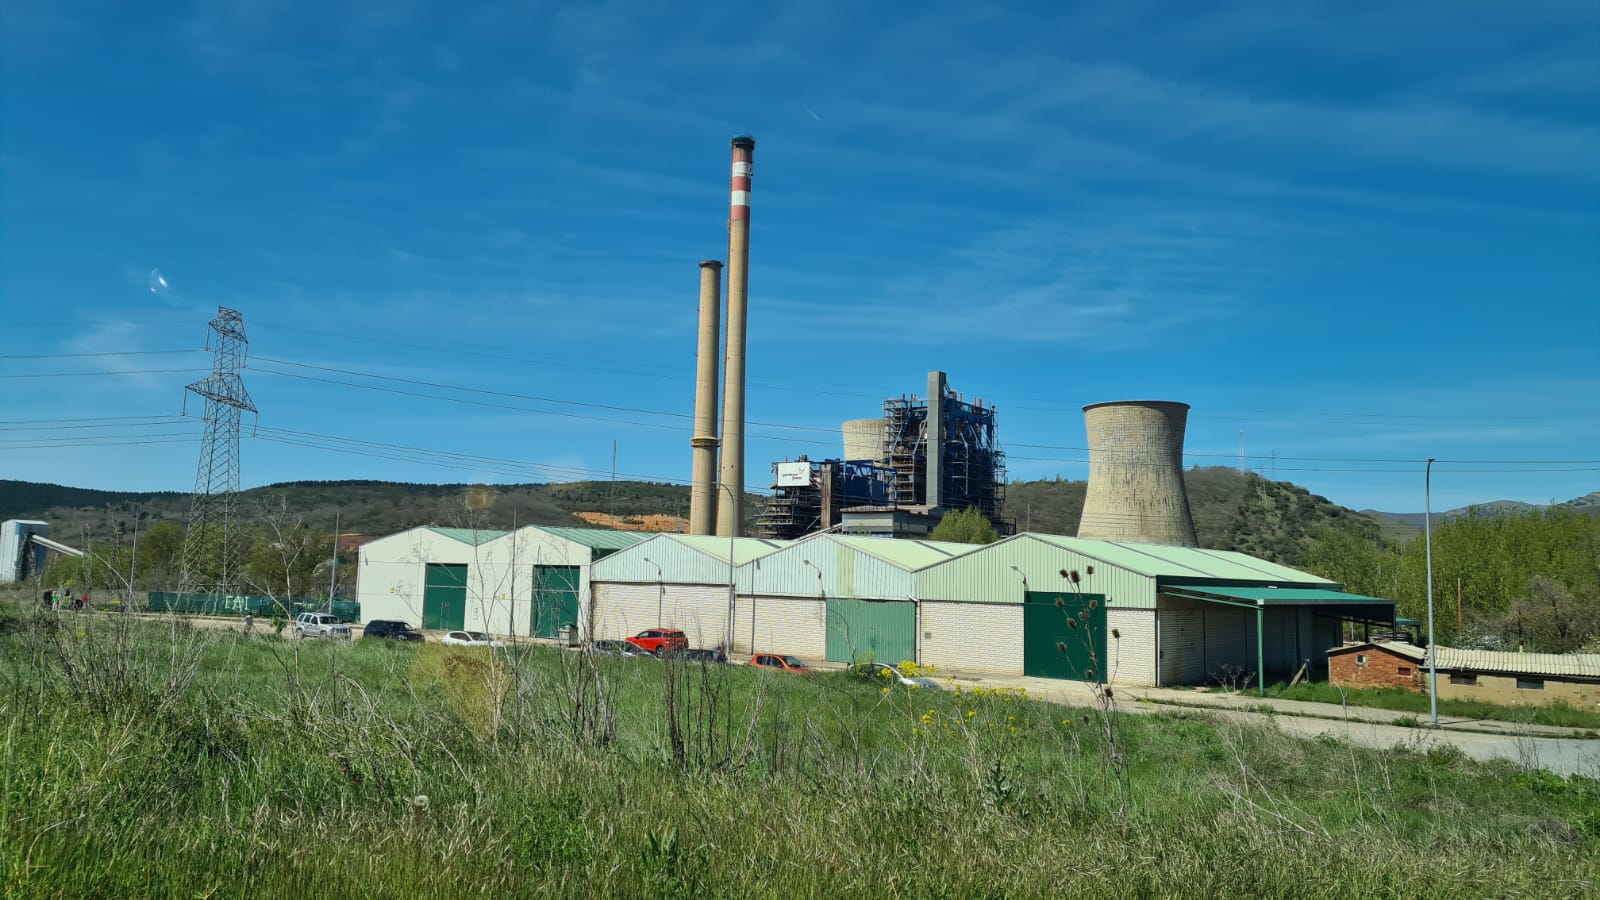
[3,467,1389,568]
[1363,491,1600,533]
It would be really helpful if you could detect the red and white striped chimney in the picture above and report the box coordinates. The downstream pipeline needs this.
[716,135,755,537]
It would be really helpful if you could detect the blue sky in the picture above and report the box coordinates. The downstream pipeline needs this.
[2,0,1596,515]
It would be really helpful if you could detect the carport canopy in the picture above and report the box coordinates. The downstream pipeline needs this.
[1161,585,1398,694]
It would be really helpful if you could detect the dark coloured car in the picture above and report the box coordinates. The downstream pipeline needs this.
[679,648,728,665]
[590,640,655,658]
[362,620,424,642]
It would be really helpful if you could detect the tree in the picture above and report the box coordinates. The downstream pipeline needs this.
[1494,576,1600,654]
[134,521,186,589]
[241,498,331,602]
[929,507,1000,545]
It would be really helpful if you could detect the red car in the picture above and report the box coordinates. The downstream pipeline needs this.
[625,628,689,655]
[749,653,814,674]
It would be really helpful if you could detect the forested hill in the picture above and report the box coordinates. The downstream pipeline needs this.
[1005,467,1383,565]
[5,467,1382,568]
[0,479,705,542]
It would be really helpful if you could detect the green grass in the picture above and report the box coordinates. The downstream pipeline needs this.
[1265,680,1600,730]
[2,599,1597,898]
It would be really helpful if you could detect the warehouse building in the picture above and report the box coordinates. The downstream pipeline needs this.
[358,525,643,638]
[912,533,1396,688]
[740,534,982,661]
[588,534,789,650]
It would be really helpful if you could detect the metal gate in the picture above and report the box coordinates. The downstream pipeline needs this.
[825,598,916,665]
[531,565,580,639]
[423,564,467,631]
[1023,592,1107,681]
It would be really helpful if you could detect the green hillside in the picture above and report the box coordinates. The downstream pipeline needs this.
[1004,467,1383,566]
[0,478,708,542]
[5,466,1381,568]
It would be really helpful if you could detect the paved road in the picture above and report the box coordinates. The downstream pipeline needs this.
[944,670,1600,777]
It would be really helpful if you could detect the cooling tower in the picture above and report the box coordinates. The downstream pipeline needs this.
[842,418,886,464]
[1078,401,1197,547]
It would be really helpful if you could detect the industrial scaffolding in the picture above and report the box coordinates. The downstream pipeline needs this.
[881,383,1006,523]
[752,458,893,540]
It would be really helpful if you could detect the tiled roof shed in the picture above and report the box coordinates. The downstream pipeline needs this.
[1430,647,1600,679]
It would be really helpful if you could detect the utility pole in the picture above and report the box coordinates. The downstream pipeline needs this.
[1456,578,1463,632]
[129,512,140,606]
[327,509,340,611]
[509,507,518,639]
[1238,430,1244,473]
[1424,458,1438,728]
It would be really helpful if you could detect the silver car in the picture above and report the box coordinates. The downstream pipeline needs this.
[293,612,352,640]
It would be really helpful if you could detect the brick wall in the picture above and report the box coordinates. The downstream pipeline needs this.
[1328,645,1421,690]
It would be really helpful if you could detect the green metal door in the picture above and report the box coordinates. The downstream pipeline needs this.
[1023,592,1107,681]
[825,598,916,665]
[531,566,580,639]
[423,564,467,631]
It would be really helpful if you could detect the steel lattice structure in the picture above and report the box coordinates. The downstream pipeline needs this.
[180,307,256,594]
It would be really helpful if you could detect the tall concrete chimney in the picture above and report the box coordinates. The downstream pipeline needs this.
[926,370,946,510]
[1078,400,1198,546]
[688,260,723,535]
[716,135,755,537]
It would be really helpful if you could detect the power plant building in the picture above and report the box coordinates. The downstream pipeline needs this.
[753,371,1008,540]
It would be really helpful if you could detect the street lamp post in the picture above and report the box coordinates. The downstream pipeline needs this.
[803,558,825,660]
[1424,458,1438,727]
[644,557,665,626]
[713,483,740,656]
[1009,564,1029,599]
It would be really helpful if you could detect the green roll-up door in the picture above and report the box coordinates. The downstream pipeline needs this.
[1023,592,1107,681]
[531,566,580,639]
[423,564,468,631]
[825,598,916,665]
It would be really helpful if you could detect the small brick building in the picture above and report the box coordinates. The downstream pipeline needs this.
[1328,641,1423,689]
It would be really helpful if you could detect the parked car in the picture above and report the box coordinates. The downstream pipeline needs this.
[749,653,813,674]
[590,639,656,658]
[293,612,352,640]
[857,662,940,689]
[362,620,423,642]
[679,648,729,665]
[625,628,689,655]
[441,630,506,649]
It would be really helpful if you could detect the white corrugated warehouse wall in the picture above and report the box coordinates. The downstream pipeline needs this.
[590,581,731,648]
[1105,608,1157,685]
[733,596,826,658]
[919,601,1021,674]
[358,528,500,629]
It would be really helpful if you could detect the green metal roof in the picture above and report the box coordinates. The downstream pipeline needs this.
[534,526,649,551]
[672,534,790,566]
[1165,586,1395,607]
[1023,534,1337,586]
[825,535,983,571]
[425,526,509,547]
